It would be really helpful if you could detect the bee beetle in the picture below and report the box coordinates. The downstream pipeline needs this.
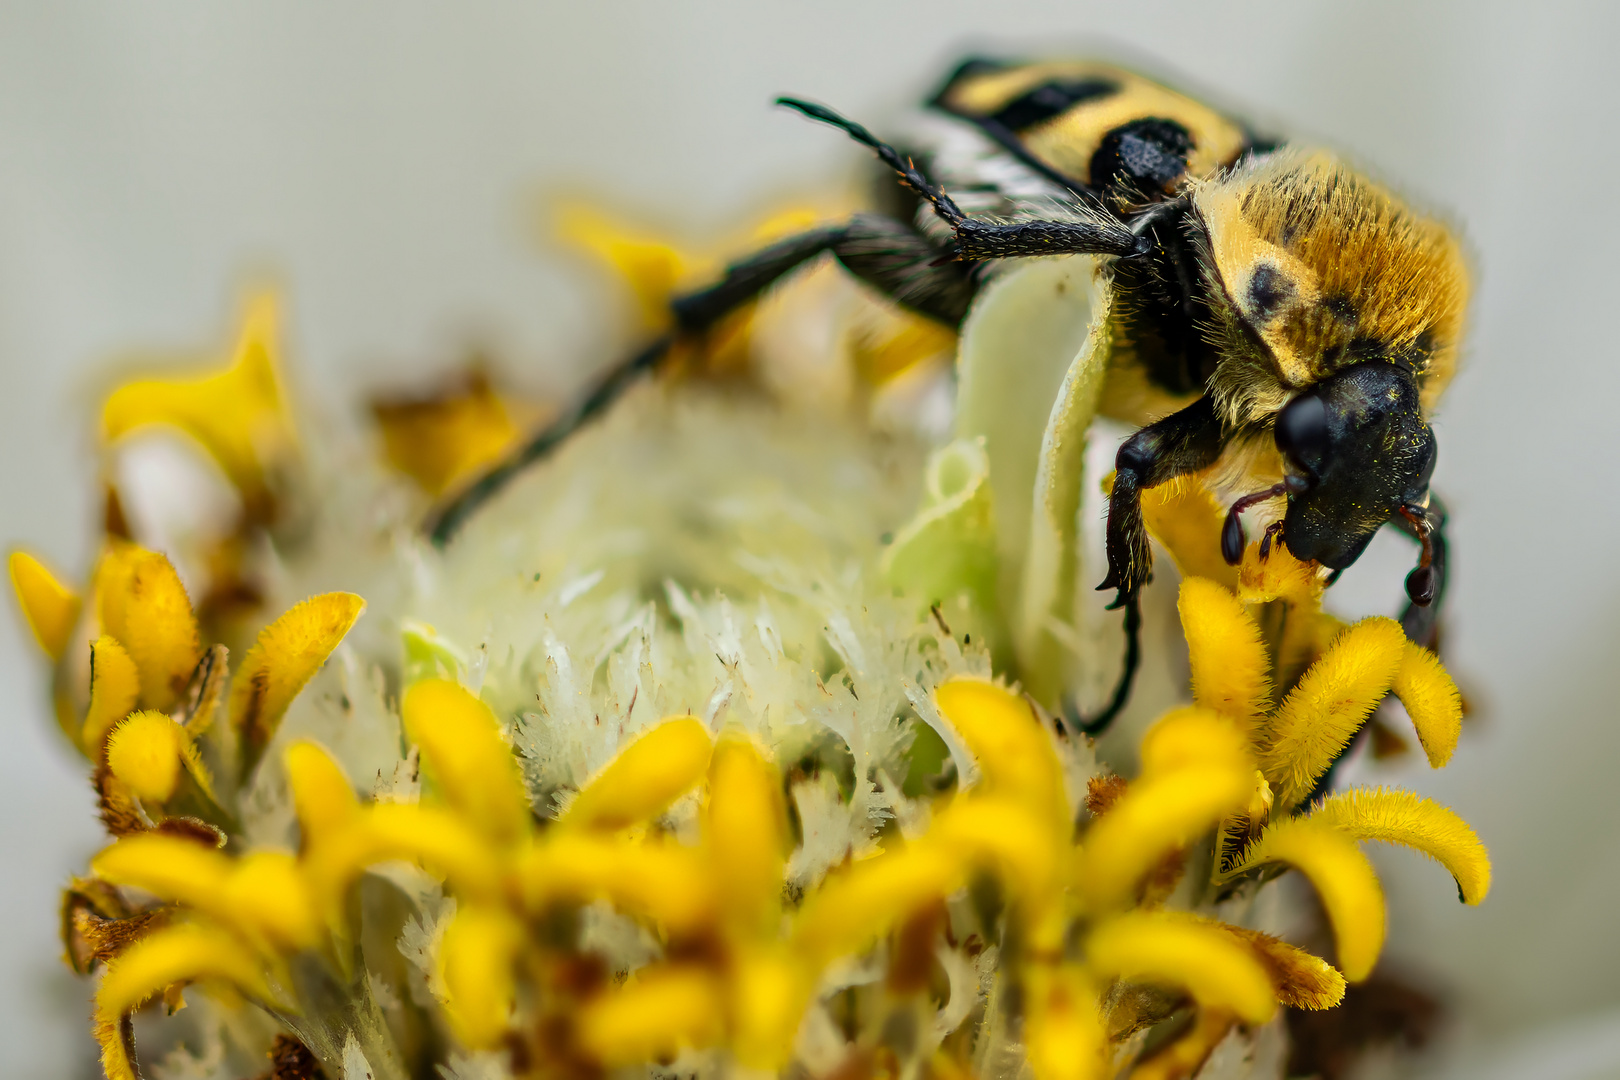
[430,57,1467,728]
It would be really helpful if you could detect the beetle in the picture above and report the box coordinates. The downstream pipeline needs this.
[427,57,1467,730]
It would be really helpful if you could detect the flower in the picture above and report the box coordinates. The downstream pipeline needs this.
[11,243,1487,1080]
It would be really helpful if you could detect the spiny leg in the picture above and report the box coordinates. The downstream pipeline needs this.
[1098,395,1224,609]
[777,97,1149,260]
[426,216,971,545]
[1394,493,1448,648]
[1071,594,1142,736]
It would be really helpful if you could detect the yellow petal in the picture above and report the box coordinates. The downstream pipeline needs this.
[371,372,522,497]
[229,592,365,759]
[556,202,702,330]
[1022,964,1106,1080]
[285,740,360,845]
[105,711,184,803]
[1076,764,1250,911]
[1084,911,1276,1025]
[933,677,1067,825]
[97,546,200,712]
[1210,922,1345,1010]
[515,834,716,934]
[729,946,813,1070]
[83,636,141,754]
[1310,787,1490,905]
[1390,642,1463,767]
[560,715,713,832]
[400,678,530,845]
[220,851,320,950]
[438,904,522,1050]
[1217,817,1386,982]
[706,735,789,934]
[101,291,296,522]
[793,846,963,967]
[306,804,505,910]
[8,550,81,662]
[1139,476,1238,590]
[1237,542,1323,608]
[1178,579,1271,726]
[931,795,1062,901]
[1137,705,1252,776]
[1260,617,1406,810]
[94,924,276,1080]
[576,965,726,1065]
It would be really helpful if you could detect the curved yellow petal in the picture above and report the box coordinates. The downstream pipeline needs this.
[556,202,700,331]
[1084,911,1276,1025]
[560,715,713,832]
[83,636,141,754]
[219,851,320,950]
[1310,787,1490,905]
[105,711,184,803]
[94,923,276,1080]
[515,834,716,934]
[1023,964,1106,1080]
[1076,764,1250,912]
[1211,922,1345,1010]
[706,736,789,934]
[933,677,1067,825]
[1129,1006,1237,1080]
[793,846,962,967]
[1390,642,1463,768]
[931,795,1062,900]
[438,904,522,1050]
[1178,579,1271,726]
[576,965,725,1065]
[9,550,80,662]
[1237,543,1323,608]
[1140,477,1237,590]
[729,946,813,1070]
[284,740,360,845]
[97,547,200,712]
[229,592,365,760]
[1137,705,1251,776]
[305,804,505,910]
[1260,617,1406,810]
[92,833,230,907]
[1218,817,1386,982]
[101,291,295,521]
[400,678,530,845]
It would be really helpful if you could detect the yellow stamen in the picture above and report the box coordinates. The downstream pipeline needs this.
[101,291,296,522]
[229,592,366,758]
[933,677,1067,825]
[793,846,962,967]
[1260,616,1406,810]
[559,714,713,832]
[8,550,81,662]
[1310,786,1490,904]
[284,740,360,845]
[105,711,184,803]
[96,546,200,712]
[1022,964,1106,1080]
[1210,922,1345,1010]
[94,923,279,1080]
[1390,641,1463,767]
[1178,579,1271,726]
[1217,817,1385,982]
[576,964,726,1065]
[400,678,530,845]
[706,736,789,934]
[1084,911,1277,1025]
[82,636,141,755]
[438,903,522,1050]
[515,834,716,934]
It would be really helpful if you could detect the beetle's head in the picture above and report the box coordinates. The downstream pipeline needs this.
[1272,361,1435,579]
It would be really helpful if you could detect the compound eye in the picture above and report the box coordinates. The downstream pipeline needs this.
[1275,392,1329,478]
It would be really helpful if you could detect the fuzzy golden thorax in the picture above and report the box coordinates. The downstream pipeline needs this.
[1191,148,1471,430]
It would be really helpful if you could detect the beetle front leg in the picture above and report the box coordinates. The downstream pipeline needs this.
[1098,395,1224,609]
[1394,493,1449,647]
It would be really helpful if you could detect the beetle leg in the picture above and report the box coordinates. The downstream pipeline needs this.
[1393,493,1449,648]
[1098,395,1225,609]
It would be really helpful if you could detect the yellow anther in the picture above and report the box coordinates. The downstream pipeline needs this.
[560,715,713,832]
[105,711,184,803]
[8,550,80,662]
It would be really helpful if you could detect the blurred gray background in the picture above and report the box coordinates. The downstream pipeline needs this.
[2,3,1617,1077]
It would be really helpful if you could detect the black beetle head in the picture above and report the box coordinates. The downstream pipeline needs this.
[1275,361,1435,570]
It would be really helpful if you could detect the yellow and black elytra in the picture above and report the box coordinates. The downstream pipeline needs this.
[427,56,1469,732]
